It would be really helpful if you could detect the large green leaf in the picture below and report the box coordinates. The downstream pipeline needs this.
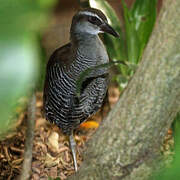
[85,0,157,87]
[122,0,140,64]
[173,113,180,164]
[131,0,157,58]
[122,0,157,63]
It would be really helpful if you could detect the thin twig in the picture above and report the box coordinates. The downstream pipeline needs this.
[19,93,36,180]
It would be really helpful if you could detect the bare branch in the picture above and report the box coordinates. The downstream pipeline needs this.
[19,93,36,180]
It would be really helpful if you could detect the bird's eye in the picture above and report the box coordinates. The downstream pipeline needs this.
[88,16,102,26]
[89,16,97,22]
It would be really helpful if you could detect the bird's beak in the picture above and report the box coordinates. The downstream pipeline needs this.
[100,23,119,37]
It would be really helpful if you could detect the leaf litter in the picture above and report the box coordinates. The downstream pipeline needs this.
[0,86,173,179]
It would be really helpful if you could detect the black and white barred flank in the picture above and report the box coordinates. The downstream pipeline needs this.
[43,43,108,135]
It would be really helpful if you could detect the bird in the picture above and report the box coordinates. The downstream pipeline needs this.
[43,7,119,172]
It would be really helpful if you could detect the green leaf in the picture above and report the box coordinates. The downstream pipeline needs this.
[131,0,157,58]
[173,113,180,160]
[89,0,157,88]
[122,0,140,64]
[0,0,56,136]
[0,37,39,135]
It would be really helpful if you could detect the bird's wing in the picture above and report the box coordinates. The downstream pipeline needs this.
[46,43,72,68]
[43,43,73,124]
[71,73,109,124]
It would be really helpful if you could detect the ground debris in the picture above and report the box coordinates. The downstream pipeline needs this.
[0,91,113,179]
[1,88,173,180]
[47,132,59,153]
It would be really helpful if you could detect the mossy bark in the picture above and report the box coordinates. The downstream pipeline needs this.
[69,0,180,179]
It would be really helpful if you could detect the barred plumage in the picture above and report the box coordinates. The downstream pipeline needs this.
[43,8,119,171]
[44,42,109,135]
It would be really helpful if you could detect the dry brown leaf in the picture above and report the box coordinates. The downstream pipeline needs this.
[47,132,59,153]
[12,158,23,165]
[35,118,47,128]
[44,153,59,168]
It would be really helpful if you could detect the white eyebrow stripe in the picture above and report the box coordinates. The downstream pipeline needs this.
[78,11,103,22]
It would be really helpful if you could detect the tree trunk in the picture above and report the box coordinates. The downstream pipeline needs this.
[69,0,180,179]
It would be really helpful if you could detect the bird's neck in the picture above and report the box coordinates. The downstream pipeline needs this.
[70,32,98,46]
[69,31,109,81]
[70,32,105,59]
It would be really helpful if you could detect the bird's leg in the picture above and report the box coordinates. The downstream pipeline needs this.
[69,133,78,172]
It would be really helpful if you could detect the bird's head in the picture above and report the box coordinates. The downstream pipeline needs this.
[70,8,119,38]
